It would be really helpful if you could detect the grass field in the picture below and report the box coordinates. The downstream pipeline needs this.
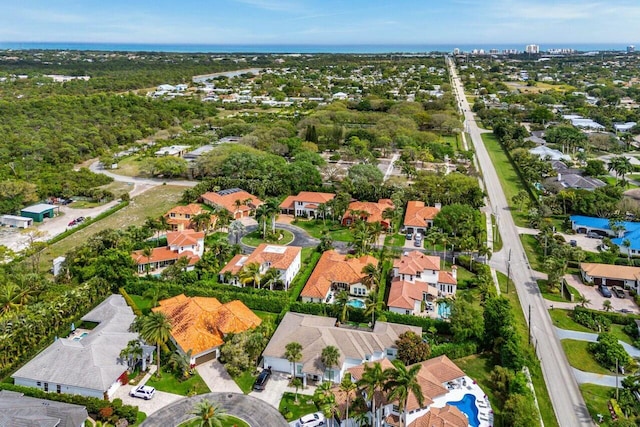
[497,272,559,427]
[579,384,616,425]
[520,234,544,271]
[179,416,249,427]
[279,392,318,421]
[384,233,406,248]
[453,353,502,423]
[114,156,144,177]
[146,367,210,396]
[293,219,354,242]
[561,339,611,375]
[481,133,529,227]
[241,229,294,247]
[40,185,185,269]
[233,369,257,394]
[549,309,635,345]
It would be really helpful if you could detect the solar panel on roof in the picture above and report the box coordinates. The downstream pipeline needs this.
[216,188,242,196]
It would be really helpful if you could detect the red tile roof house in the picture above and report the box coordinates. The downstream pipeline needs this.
[300,250,378,303]
[279,191,336,218]
[131,230,204,274]
[403,201,441,236]
[219,244,302,290]
[388,251,457,316]
[200,188,263,219]
[164,203,216,232]
[342,199,395,229]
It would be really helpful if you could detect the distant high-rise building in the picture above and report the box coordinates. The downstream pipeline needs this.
[628,45,636,53]
[525,44,540,54]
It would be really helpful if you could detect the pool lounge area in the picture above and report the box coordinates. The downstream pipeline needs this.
[347,298,365,309]
[431,376,494,427]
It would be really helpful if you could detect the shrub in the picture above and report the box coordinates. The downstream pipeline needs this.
[572,308,611,332]
[289,252,321,302]
[119,288,142,316]
[431,342,478,359]
[98,407,114,420]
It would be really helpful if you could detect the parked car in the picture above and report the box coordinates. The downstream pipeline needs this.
[76,216,85,223]
[253,367,271,391]
[129,385,155,400]
[68,219,77,227]
[598,284,612,298]
[405,232,413,240]
[296,412,326,427]
[569,240,577,247]
[413,238,422,247]
[612,287,626,298]
[587,232,602,239]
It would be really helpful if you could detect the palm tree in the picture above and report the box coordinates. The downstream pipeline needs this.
[238,262,262,288]
[265,198,280,233]
[603,299,612,312]
[321,345,340,383]
[623,238,632,263]
[142,246,153,276]
[156,215,171,242]
[119,339,143,372]
[357,361,386,427]
[364,291,385,327]
[139,312,173,377]
[284,341,303,378]
[335,290,350,323]
[192,212,212,234]
[191,399,228,427]
[361,263,381,292]
[576,294,591,308]
[228,220,245,245]
[317,203,329,224]
[168,349,193,380]
[291,377,303,403]
[384,359,425,427]
[260,267,281,290]
[340,374,358,424]
[255,204,270,238]
[322,395,340,427]
[214,208,233,232]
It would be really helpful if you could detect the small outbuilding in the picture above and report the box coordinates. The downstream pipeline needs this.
[0,214,33,228]
[20,204,58,222]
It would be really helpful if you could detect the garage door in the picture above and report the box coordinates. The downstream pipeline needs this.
[594,278,603,285]
[608,279,624,287]
[195,350,217,365]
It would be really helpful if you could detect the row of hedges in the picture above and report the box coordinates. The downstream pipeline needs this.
[0,383,138,423]
[382,311,452,335]
[119,287,142,316]
[574,306,640,326]
[431,342,478,359]
[572,307,611,332]
[288,251,322,302]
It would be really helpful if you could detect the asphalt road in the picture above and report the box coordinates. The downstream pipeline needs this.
[447,57,593,427]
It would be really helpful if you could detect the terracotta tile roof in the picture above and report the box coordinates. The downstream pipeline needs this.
[403,201,440,228]
[152,294,261,355]
[347,358,395,381]
[300,250,378,299]
[219,244,302,276]
[438,270,457,285]
[165,203,207,217]
[393,251,441,274]
[279,191,335,209]
[581,262,640,281]
[167,229,204,247]
[201,189,263,214]
[387,279,438,310]
[408,406,468,427]
[343,199,394,225]
[131,247,200,265]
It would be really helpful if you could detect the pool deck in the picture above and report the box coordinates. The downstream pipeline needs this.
[430,376,494,427]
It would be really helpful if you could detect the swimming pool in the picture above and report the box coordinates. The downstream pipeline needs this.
[446,393,480,427]
[72,332,89,341]
[347,299,365,309]
[437,302,451,319]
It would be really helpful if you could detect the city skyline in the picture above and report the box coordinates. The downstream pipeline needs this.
[1,0,639,46]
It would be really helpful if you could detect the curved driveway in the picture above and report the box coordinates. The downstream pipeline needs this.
[140,392,288,427]
[89,161,198,187]
[236,223,320,252]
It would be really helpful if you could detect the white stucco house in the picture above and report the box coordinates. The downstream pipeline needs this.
[12,295,154,400]
[219,244,302,289]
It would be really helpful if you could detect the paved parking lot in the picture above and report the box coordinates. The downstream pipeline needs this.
[564,274,640,313]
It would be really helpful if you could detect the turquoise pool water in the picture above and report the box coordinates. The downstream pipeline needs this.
[72,332,89,341]
[438,302,451,319]
[347,299,365,309]
[446,393,480,427]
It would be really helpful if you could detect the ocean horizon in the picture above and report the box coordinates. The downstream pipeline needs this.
[0,41,635,54]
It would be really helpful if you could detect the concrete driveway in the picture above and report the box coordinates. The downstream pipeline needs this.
[564,274,640,313]
[249,370,289,409]
[196,360,242,393]
[112,384,183,416]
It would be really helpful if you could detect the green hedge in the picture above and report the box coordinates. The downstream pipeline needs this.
[119,287,142,316]
[380,311,451,334]
[47,201,129,245]
[431,342,478,359]
[289,251,322,302]
[574,306,640,326]
[0,383,138,423]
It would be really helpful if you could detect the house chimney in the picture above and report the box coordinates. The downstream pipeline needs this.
[435,202,442,210]
[451,265,457,279]
[557,173,561,182]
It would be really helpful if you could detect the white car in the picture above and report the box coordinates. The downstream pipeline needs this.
[297,412,326,427]
[129,385,156,400]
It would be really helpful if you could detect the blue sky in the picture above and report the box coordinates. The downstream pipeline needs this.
[1,0,638,45]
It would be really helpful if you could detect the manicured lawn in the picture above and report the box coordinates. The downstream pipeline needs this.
[579,383,615,425]
[179,415,249,427]
[561,339,611,375]
[293,219,353,242]
[491,214,503,252]
[520,234,544,271]
[549,309,592,332]
[232,369,257,394]
[327,228,354,242]
[253,310,278,324]
[482,133,529,227]
[40,185,185,269]
[279,392,318,421]
[497,272,559,427]
[453,353,502,422]
[384,233,406,248]
[114,156,144,177]
[130,294,154,314]
[241,229,294,247]
[146,367,211,396]
[537,279,572,302]
[132,411,147,426]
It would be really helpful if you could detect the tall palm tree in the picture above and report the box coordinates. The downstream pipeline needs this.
[192,212,212,234]
[238,262,262,288]
[255,204,270,238]
[335,290,350,323]
[340,374,358,424]
[284,341,303,378]
[139,312,173,377]
[142,246,153,276]
[156,215,171,243]
[214,208,233,232]
[361,263,381,292]
[228,220,245,245]
[576,294,591,308]
[322,396,340,427]
[119,339,143,371]
[321,345,341,383]
[384,360,424,427]
[357,361,386,427]
[264,198,280,233]
[191,399,228,427]
[364,291,385,326]
[260,267,281,290]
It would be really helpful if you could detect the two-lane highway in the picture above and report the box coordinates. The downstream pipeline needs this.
[447,57,593,427]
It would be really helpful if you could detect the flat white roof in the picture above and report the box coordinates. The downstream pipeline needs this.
[0,215,32,221]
